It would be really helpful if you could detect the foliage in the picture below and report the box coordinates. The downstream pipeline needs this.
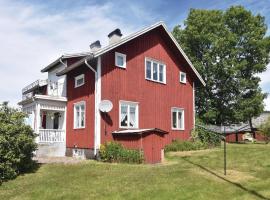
[99,142,143,164]
[172,6,270,125]
[192,119,222,147]
[164,140,207,152]
[259,117,270,143]
[0,102,37,184]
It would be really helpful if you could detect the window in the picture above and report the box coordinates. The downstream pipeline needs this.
[171,108,184,130]
[180,72,186,84]
[75,74,85,88]
[115,52,126,68]
[145,58,166,84]
[74,101,85,129]
[119,101,138,128]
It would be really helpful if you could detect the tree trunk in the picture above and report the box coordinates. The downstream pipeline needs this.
[249,117,256,139]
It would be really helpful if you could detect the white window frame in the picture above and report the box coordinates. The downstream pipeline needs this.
[74,101,86,129]
[180,72,187,84]
[75,74,85,88]
[145,57,166,84]
[119,100,139,129]
[171,107,185,130]
[115,52,127,68]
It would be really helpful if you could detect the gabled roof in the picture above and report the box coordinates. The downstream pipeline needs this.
[56,21,205,86]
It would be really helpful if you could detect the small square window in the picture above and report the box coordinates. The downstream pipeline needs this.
[115,52,126,68]
[180,72,186,84]
[75,74,85,88]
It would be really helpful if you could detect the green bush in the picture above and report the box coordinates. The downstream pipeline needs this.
[192,119,221,147]
[99,142,143,164]
[260,116,270,143]
[0,102,37,184]
[165,140,207,152]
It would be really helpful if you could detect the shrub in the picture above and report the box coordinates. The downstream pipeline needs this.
[99,142,143,164]
[0,102,37,184]
[165,140,207,152]
[259,116,270,143]
[192,119,221,147]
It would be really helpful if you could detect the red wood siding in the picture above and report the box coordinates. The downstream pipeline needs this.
[226,131,265,142]
[101,27,195,146]
[66,65,95,149]
[114,131,166,163]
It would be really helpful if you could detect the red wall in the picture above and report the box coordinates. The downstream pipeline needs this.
[66,65,95,149]
[226,131,265,142]
[101,27,195,146]
[113,132,166,164]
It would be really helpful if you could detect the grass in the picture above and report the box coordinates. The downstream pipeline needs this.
[1,143,270,200]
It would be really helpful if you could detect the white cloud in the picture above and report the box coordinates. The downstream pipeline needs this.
[0,1,148,107]
[264,96,270,111]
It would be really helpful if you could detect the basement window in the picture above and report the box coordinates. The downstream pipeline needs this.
[171,108,184,130]
[145,58,166,84]
[180,72,186,84]
[74,101,85,129]
[75,74,85,88]
[115,52,126,68]
[119,101,138,128]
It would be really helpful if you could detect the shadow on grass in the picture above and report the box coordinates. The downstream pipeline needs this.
[182,157,270,200]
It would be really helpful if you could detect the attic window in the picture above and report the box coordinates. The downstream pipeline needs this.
[75,74,85,88]
[115,52,126,68]
[145,58,166,84]
[180,72,186,84]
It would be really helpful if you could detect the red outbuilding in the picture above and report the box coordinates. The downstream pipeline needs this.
[52,22,205,163]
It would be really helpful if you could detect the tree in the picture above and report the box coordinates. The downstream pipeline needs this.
[259,117,270,143]
[0,102,37,184]
[173,6,270,126]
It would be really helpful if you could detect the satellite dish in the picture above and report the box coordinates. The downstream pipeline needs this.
[99,100,113,113]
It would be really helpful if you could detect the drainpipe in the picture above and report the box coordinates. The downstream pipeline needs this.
[85,59,99,156]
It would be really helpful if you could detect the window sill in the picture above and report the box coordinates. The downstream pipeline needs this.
[179,81,186,84]
[145,78,166,85]
[171,128,185,131]
[73,127,85,130]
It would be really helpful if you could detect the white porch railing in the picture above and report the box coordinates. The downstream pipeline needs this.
[38,129,65,143]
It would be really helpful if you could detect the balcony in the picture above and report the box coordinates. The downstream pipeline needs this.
[22,79,48,95]
[22,80,65,101]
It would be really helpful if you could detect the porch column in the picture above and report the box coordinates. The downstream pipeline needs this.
[35,103,41,143]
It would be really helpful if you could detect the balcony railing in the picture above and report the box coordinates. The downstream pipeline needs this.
[38,129,65,143]
[22,79,48,95]
[22,80,65,101]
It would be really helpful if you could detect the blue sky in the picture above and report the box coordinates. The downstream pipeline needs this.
[0,0,269,109]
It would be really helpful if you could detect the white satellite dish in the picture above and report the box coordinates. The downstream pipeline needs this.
[99,100,113,113]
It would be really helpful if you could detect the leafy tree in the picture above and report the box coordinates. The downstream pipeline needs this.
[259,116,270,143]
[173,6,270,126]
[0,102,37,184]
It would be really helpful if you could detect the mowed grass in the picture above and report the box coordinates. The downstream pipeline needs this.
[1,143,270,200]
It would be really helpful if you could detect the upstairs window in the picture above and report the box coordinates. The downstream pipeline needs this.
[171,108,185,130]
[120,101,138,128]
[115,52,126,68]
[74,101,85,129]
[145,58,166,84]
[75,74,85,88]
[180,72,186,84]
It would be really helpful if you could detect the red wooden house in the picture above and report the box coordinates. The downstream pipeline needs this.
[23,22,205,163]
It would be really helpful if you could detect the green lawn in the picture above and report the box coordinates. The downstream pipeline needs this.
[1,143,270,200]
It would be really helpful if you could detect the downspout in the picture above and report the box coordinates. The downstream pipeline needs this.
[85,58,101,157]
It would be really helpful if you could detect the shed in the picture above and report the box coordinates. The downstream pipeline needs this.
[112,128,168,164]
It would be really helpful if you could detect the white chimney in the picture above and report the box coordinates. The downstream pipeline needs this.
[108,29,122,45]
[90,40,101,52]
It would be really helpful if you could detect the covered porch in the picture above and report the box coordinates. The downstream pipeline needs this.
[21,96,67,156]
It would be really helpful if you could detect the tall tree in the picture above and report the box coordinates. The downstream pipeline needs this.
[173,6,270,126]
